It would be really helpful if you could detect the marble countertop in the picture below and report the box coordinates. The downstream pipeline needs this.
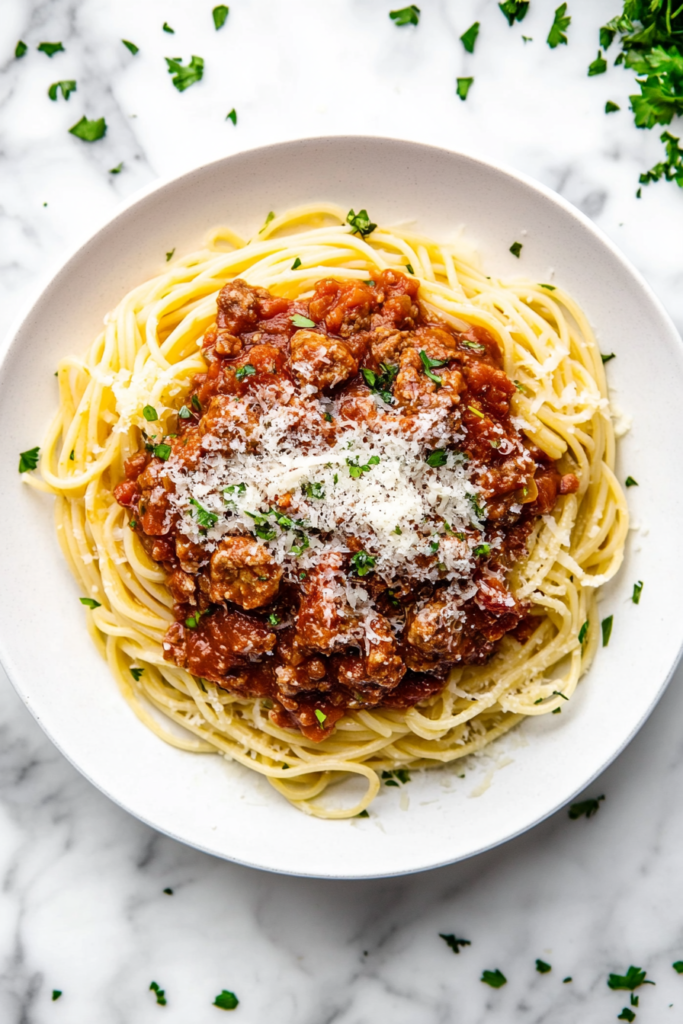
[2,1,683,1021]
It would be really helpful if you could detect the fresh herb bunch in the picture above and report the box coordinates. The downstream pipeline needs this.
[599,0,683,188]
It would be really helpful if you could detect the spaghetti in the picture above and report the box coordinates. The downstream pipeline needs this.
[29,204,628,818]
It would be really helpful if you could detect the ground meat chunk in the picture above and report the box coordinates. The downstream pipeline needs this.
[405,595,466,658]
[163,607,276,682]
[308,279,374,337]
[136,459,172,536]
[295,554,358,652]
[392,348,463,412]
[289,329,358,391]
[175,536,209,573]
[200,395,261,451]
[559,472,580,494]
[464,361,516,419]
[209,536,282,609]
[334,616,405,691]
[166,568,197,604]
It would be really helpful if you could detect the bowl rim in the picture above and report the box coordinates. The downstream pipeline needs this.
[2,134,682,878]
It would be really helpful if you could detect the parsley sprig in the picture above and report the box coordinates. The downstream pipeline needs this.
[346,208,377,236]
[389,5,420,27]
[499,1,529,25]
[362,363,399,403]
[607,965,655,991]
[548,4,571,48]
[440,934,472,954]
[165,55,204,92]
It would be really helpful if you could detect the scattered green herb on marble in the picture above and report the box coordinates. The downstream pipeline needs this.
[122,39,139,55]
[460,22,480,53]
[162,22,175,33]
[226,107,237,125]
[213,989,239,1010]
[456,76,474,100]
[625,476,638,486]
[499,1,529,25]
[510,241,523,257]
[165,55,204,92]
[617,1009,636,1022]
[673,961,683,973]
[52,991,62,1001]
[547,4,571,48]
[389,5,421,27]
[640,131,683,188]
[213,5,230,30]
[588,50,608,75]
[69,116,107,142]
[37,42,65,57]
[110,162,123,174]
[569,794,604,819]
[606,100,620,112]
[632,580,643,604]
[536,959,552,973]
[440,934,472,954]
[15,41,28,58]
[481,969,507,988]
[607,965,654,991]
[149,981,167,1006]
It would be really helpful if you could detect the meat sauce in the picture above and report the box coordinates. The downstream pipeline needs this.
[114,271,579,741]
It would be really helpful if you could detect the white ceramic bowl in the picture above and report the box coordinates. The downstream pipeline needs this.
[1,137,681,878]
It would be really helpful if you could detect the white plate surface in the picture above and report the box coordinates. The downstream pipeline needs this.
[1,137,681,878]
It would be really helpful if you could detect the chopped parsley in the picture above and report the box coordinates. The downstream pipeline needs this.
[361,362,399,403]
[291,257,302,270]
[130,667,144,681]
[314,709,327,724]
[632,580,643,604]
[473,543,491,557]
[191,394,202,413]
[15,41,28,58]
[235,364,256,380]
[154,443,172,460]
[110,162,123,174]
[122,40,139,55]
[178,405,191,419]
[347,455,380,478]
[625,476,638,487]
[189,497,218,530]
[165,55,204,92]
[291,314,316,328]
[499,1,529,26]
[509,241,523,257]
[563,976,572,983]
[226,108,237,125]
[468,492,486,522]
[440,934,472,954]
[389,5,420,27]
[617,1010,636,1022]
[80,597,101,609]
[346,208,377,236]
[69,449,75,460]
[351,550,376,576]
[601,614,613,647]
[673,961,683,973]
[356,809,370,817]
[640,130,683,188]
[48,80,77,101]
[578,619,589,644]
[260,211,276,232]
[213,5,230,30]
[481,969,507,988]
[536,959,552,973]
[51,990,62,1001]
[460,22,480,53]
[149,981,167,1006]
[607,966,654,991]
[163,887,173,894]
[588,50,608,76]
[299,481,325,502]
[540,283,556,290]
[323,412,333,422]
[568,794,604,819]
[419,349,448,384]
[405,263,414,274]
[69,117,107,142]
[461,339,486,352]
[426,449,448,467]
[456,76,474,100]
[143,404,158,421]
[268,612,280,626]
[165,248,175,262]
[18,446,40,472]
[162,22,175,33]
[38,42,65,57]
[606,100,620,112]
[547,3,571,48]
[601,352,616,363]
[213,990,239,1010]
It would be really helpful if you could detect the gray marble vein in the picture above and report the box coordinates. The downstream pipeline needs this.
[2,0,683,1020]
